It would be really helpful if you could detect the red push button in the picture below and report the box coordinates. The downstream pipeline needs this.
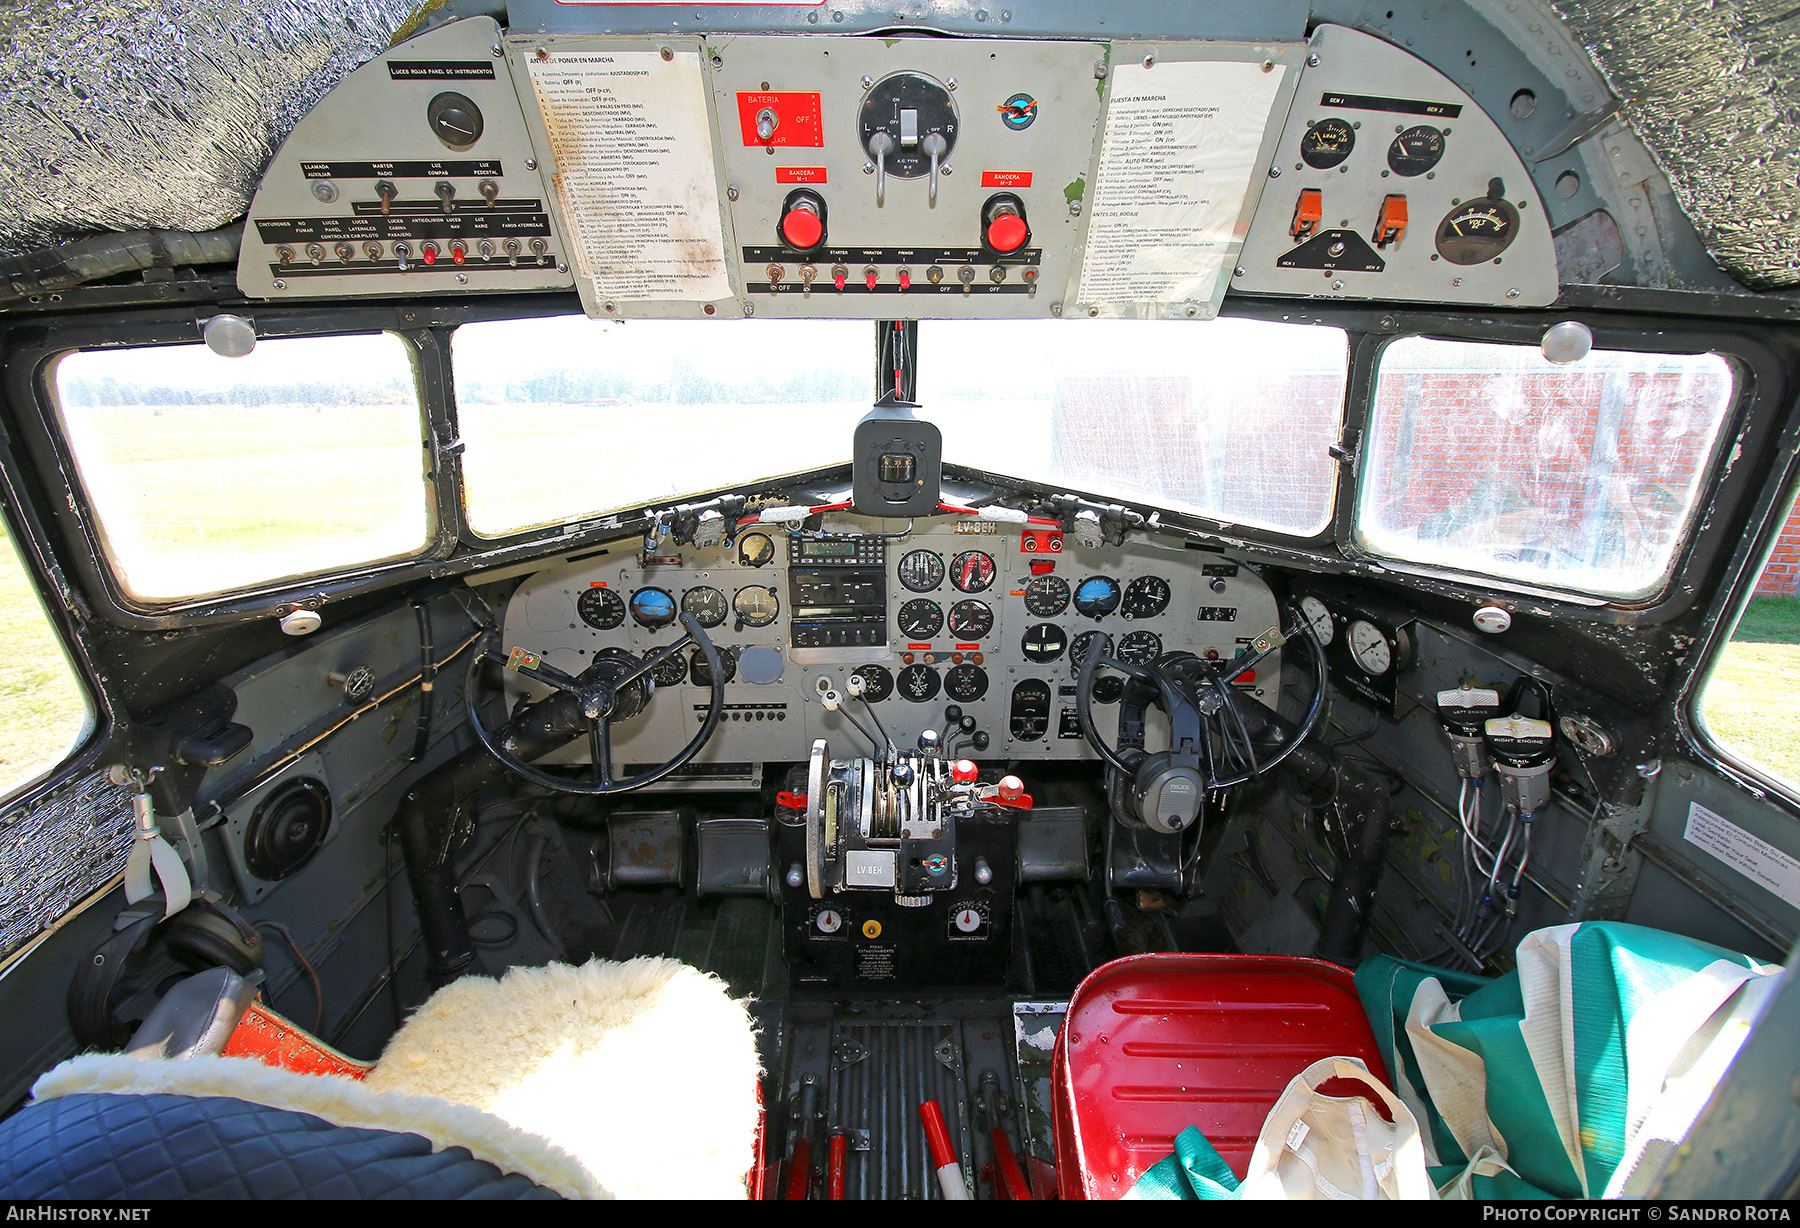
[987,213,1028,253]
[953,759,979,783]
[781,205,823,249]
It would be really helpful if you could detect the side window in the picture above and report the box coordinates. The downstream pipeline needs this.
[1357,338,1736,600]
[0,518,91,798]
[1699,487,1800,788]
[51,334,433,602]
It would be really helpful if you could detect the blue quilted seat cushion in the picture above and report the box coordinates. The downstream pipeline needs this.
[0,1093,562,1200]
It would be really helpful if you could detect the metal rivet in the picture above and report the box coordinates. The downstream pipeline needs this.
[534,47,548,61]
[490,43,502,58]
[271,279,286,290]
[660,47,673,61]
[1306,53,1319,67]
[525,157,538,170]
[727,185,739,201]
[703,303,715,314]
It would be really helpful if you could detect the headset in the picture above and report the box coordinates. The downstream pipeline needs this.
[68,896,264,1049]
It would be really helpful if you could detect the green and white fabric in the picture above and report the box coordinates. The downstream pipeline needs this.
[1356,921,1782,1199]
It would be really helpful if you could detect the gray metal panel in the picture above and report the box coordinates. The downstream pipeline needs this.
[710,35,1106,321]
[497,516,1280,778]
[1235,24,1558,308]
[505,0,1312,43]
[238,17,574,299]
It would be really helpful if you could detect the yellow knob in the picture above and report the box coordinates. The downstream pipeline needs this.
[861,919,883,940]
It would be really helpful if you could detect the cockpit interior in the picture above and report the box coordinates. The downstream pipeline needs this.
[0,0,1797,1202]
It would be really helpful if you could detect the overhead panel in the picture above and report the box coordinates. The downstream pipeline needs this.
[236,18,574,299]
[1234,24,1557,308]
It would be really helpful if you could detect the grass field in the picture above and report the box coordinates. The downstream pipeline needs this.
[0,527,88,799]
[1700,596,1800,785]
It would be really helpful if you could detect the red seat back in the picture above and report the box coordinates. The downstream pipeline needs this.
[1051,953,1389,1199]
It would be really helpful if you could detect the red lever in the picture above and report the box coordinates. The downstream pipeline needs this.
[953,759,979,783]
[865,268,879,291]
[776,791,807,809]
[897,269,912,291]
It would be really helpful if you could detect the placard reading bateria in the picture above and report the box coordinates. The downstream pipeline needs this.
[1079,60,1286,317]
[526,48,732,308]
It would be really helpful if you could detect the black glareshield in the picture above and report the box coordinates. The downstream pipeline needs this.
[852,392,942,517]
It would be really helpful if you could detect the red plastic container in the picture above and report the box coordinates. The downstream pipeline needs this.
[1051,953,1390,1199]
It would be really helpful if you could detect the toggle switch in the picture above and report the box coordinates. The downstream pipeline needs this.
[393,241,411,272]
[420,241,439,266]
[756,107,779,142]
[1374,194,1408,248]
[435,181,456,214]
[897,267,912,291]
[478,179,499,206]
[864,266,879,291]
[1291,188,1322,241]
[375,179,398,216]
[448,240,467,265]
[831,264,848,291]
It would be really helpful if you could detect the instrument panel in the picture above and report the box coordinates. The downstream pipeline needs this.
[500,516,1281,788]
[238,13,1550,314]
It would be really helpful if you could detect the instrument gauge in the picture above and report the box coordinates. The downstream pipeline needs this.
[648,650,688,687]
[1070,629,1107,674]
[897,598,945,640]
[1023,574,1070,616]
[851,664,894,703]
[898,549,945,592]
[1300,596,1335,646]
[732,585,780,628]
[1300,117,1356,169]
[950,550,996,593]
[896,664,941,703]
[1116,630,1164,664]
[946,600,993,640]
[737,532,775,568]
[1121,575,1171,619]
[944,663,989,703]
[1093,675,1125,704]
[1347,619,1393,675]
[1073,576,1121,619]
[629,587,678,629]
[680,586,728,629]
[1020,622,1067,663]
[1386,125,1444,177]
[689,645,737,687]
[1435,196,1520,265]
[576,586,626,630]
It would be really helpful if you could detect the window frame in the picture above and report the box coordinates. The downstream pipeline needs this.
[1336,321,1774,615]
[8,314,457,623]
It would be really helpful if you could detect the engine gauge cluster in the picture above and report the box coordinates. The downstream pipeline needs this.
[1295,589,1416,716]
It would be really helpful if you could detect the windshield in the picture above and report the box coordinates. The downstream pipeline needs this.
[452,317,872,537]
[919,319,1349,536]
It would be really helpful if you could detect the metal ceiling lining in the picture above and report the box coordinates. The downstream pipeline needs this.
[0,0,418,258]
[1552,0,1800,291]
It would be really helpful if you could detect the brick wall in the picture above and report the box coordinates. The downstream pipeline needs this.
[1756,495,1800,597]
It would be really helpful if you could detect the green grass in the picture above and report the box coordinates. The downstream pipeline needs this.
[1701,598,1800,785]
[0,528,88,797]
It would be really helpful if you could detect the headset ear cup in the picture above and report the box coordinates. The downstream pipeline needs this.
[67,912,161,1050]
[163,900,264,975]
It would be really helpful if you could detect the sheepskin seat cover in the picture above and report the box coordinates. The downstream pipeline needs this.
[364,956,761,1199]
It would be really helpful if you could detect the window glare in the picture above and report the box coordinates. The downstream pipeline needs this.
[452,317,872,537]
[919,319,1348,536]
[1357,338,1735,599]
[53,335,431,601]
